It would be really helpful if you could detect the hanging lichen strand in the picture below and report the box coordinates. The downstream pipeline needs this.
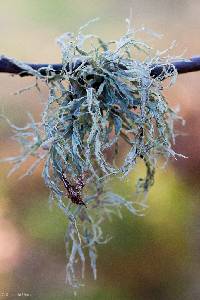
[2,19,185,289]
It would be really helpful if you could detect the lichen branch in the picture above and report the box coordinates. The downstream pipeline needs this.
[0,21,188,290]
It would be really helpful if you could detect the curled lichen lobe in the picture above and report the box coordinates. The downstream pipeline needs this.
[61,172,86,206]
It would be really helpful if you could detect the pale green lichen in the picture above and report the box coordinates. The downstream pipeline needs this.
[1,19,185,289]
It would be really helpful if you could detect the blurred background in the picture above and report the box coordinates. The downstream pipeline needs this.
[0,1,200,299]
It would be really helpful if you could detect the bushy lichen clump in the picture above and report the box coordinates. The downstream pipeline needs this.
[2,20,184,288]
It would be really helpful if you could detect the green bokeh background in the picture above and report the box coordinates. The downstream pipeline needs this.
[0,1,200,299]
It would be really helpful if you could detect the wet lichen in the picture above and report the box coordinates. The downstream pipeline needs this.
[1,19,185,289]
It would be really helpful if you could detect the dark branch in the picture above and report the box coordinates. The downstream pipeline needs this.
[0,55,200,78]
[151,56,200,77]
[0,56,83,77]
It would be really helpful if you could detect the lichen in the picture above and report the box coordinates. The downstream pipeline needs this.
[1,19,185,289]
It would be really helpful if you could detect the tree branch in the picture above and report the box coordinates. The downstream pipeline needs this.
[0,55,200,78]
